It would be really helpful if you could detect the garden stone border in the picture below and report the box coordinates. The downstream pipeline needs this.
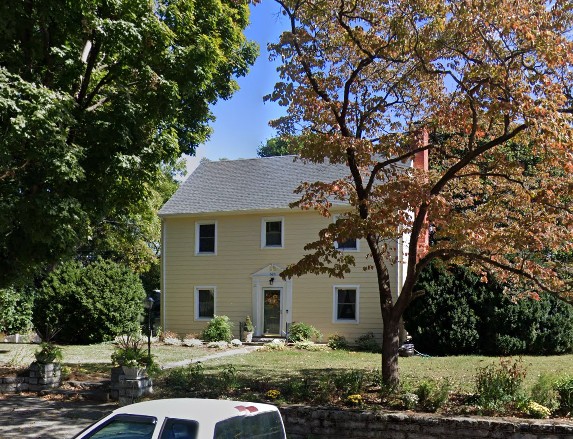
[0,363,61,393]
[280,405,573,439]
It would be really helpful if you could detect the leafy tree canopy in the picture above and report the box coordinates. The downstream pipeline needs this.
[268,0,573,384]
[0,0,257,285]
[257,136,298,157]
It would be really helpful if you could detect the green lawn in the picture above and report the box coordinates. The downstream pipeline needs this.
[2,342,573,395]
[0,342,215,368]
[206,349,573,393]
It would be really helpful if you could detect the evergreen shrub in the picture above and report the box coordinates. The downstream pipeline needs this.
[33,258,145,344]
[404,261,573,355]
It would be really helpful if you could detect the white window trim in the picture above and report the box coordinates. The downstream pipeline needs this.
[333,215,359,252]
[195,220,217,256]
[261,217,284,249]
[194,286,216,321]
[332,285,360,324]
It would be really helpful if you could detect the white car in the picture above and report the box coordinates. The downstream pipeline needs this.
[72,398,286,439]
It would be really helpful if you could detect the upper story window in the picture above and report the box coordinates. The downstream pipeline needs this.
[195,221,217,255]
[262,217,284,248]
[333,285,359,323]
[333,215,359,251]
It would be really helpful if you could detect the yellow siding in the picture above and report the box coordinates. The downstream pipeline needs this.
[162,210,401,343]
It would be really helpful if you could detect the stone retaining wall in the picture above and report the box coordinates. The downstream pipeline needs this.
[280,406,573,439]
[0,363,61,393]
[109,367,153,406]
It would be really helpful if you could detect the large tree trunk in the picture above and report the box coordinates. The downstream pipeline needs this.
[381,313,401,387]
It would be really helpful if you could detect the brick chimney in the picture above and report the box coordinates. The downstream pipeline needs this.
[412,128,429,259]
[412,128,429,171]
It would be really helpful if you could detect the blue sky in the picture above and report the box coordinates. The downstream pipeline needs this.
[184,2,289,174]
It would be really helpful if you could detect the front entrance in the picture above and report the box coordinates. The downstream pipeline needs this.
[263,288,282,335]
[251,264,292,337]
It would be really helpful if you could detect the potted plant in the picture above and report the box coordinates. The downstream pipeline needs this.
[111,334,148,379]
[243,316,254,343]
[34,342,63,364]
[30,342,63,387]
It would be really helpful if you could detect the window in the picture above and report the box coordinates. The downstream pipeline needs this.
[214,412,285,439]
[194,287,215,320]
[261,218,284,248]
[159,418,198,439]
[333,215,359,251]
[195,221,216,255]
[83,414,157,439]
[333,286,359,323]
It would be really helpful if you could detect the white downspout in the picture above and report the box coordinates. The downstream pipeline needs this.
[161,219,167,330]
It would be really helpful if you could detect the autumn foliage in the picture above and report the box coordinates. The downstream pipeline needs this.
[267,0,573,384]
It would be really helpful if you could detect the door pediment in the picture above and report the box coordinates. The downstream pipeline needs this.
[251,264,284,278]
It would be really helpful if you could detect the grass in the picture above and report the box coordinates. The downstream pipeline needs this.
[3,342,573,416]
[205,349,573,394]
[0,342,218,368]
[3,343,573,393]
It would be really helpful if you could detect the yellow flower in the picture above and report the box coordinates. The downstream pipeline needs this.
[525,401,551,419]
[265,389,281,400]
[346,394,362,406]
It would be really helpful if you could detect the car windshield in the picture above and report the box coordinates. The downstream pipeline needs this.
[79,414,157,439]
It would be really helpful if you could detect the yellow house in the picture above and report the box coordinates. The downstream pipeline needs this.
[158,156,410,342]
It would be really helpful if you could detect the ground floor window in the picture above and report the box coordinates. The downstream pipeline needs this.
[194,287,215,320]
[333,286,359,323]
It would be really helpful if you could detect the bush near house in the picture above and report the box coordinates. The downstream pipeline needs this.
[201,316,234,342]
[287,322,322,343]
[33,258,145,344]
[404,261,573,356]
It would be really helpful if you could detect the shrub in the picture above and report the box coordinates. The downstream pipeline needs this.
[405,261,573,355]
[0,286,34,335]
[475,358,527,411]
[401,392,419,410]
[530,374,560,412]
[355,332,381,353]
[288,322,322,342]
[555,377,573,413]
[33,258,145,344]
[327,334,349,350]
[333,370,365,396]
[414,379,451,412]
[218,364,239,391]
[201,315,234,342]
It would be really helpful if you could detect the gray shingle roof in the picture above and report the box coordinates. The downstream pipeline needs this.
[159,156,350,216]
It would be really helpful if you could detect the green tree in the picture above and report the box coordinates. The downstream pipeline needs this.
[257,137,297,157]
[0,0,257,286]
[0,286,34,335]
